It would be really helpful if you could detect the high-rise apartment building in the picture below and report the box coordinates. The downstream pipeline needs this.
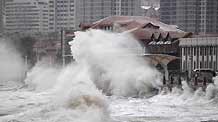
[4,0,49,33]
[49,0,141,31]
[74,0,113,29]
[48,0,75,32]
[74,0,142,30]
[4,0,142,33]
[160,0,218,34]
[160,0,176,25]
[0,0,5,34]
[112,0,141,16]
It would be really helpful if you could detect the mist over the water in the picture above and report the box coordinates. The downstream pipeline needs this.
[24,58,61,91]
[0,38,24,83]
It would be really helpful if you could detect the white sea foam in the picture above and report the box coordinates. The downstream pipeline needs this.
[0,38,24,83]
[69,29,162,97]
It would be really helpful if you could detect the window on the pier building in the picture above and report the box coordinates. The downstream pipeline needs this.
[194,47,196,56]
[191,47,193,56]
[200,47,203,55]
[183,61,186,71]
[194,61,196,69]
[204,47,207,56]
[187,47,190,55]
[214,47,217,56]
[200,61,202,68]
[183,48,186,55]
[209,61,212,68]
[209,46,213,55]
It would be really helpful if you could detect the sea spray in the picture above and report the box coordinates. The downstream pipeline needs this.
[205,76,218,100]
[0,38,25,82]
[69,29,162,97]
[24,59,60,92]
[51,63,110,122]
[18,62,111,122]
[17,29,163,122]
[24,29,162,97]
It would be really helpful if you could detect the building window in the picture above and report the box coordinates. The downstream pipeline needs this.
[191,47,193,56]
[183,48,185,55]
[194,61,196,69]
[187,47,190,55]
[204,47,207,56]
[210,46,213,55]
[209,61,212,68]
[194,47,196,56]
[214,47,216,56]
[183,61,186,71]
[200,47,203,55]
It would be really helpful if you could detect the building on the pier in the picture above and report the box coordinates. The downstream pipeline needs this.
[33,40,61,64]
[80,16,191,56]
[80,16,192,80]
[179,35,218,72]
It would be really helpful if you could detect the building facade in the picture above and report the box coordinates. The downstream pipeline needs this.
[74,0,113,29]
[5,0,49,33]
[4,0,142,33]
[48,0,75,32]
[48,0,142,31]
[160,0,176,25]
[180,37,218,72]
[0,0,5,34]
[160,0,218,34]
[112,0,141,16]
[75,0,141,29]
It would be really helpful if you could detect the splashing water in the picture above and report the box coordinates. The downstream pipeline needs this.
[24,59,61,92]
[69,29,162,97]
[1,30,218,122]
[0,38,24,90]
[0,29,162,122]
[0,39,24,80]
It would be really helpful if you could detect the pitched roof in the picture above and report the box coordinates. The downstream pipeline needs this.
[89,16,191,40]
[92,16,183,32]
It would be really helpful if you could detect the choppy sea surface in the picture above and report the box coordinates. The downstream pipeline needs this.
[1,81,218,122]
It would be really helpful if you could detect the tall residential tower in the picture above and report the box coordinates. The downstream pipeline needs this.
[4,0,142,33]
[48,0,75,32]
[0,0,5,34]
[4,0,49,33]
[160,0,218,34]
[74,0,142,30]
